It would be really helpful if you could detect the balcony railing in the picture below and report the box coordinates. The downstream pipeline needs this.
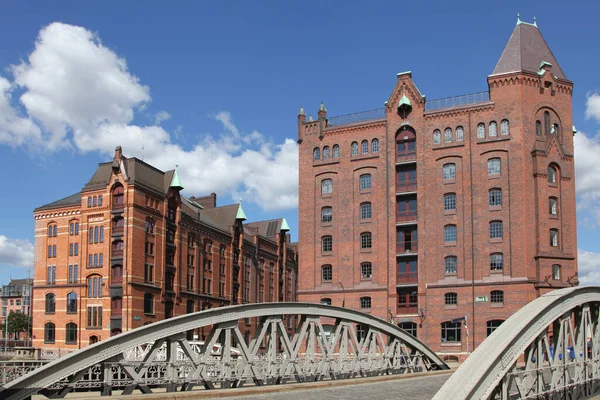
[111,249,123,258]
[425,91,490,112]
[397,272,418,284]
[396,151,416,163]
[396,179,417,193]
[111,226,123,236]
[326,108,386,127]
[396,211,418,224]
[396,241,418,254]
[397,304,418,315]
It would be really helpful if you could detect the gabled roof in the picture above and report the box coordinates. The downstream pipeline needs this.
[34,192,81,212]
[492,22,567,80]
[244,218,286,238]
[199,203,240,231]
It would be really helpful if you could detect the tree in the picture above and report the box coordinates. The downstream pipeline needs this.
[0,311,32,338]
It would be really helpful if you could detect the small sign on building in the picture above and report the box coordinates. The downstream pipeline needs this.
[134,316,141,321]
[475,296,489,303]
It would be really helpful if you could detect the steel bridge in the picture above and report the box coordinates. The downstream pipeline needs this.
[1,286,599,400]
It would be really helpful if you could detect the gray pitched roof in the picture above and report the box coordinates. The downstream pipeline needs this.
[199,204,239,231]
[244,219,284,238]
[492,23,567,80]
[34,192,81,212]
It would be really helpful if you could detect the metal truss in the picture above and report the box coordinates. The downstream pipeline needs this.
[0,303,448,400]
[434,286,600,400]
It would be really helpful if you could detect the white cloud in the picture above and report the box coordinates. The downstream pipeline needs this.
[574,132,600,225]
[0,22,298,210]
[577,249,600,286]
[585,93,600,123]
[0,235,34,269]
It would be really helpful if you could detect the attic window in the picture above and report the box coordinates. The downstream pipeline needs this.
[544,81,552,89]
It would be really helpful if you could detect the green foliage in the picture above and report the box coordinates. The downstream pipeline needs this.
[0,311,32,336]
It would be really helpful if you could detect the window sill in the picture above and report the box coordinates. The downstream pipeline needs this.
[144,313,156,317]
[44,341,55,344]
[444,210,457,215]
[440,342,461,347]
[488,175,502,180]
[443,179,456,185]
[489,205,502,212]
[549,183,558,188]
[66,311,77,315]
[491,302,504,308]
[549,215,559,220]
[45,312,55,315]
[360,218,372,223]
[361,277,372,281]
[321,193,332,199]
[351,154,379,161]
[490,237,503,243]
[360,248,373,253]
[444,304,457,310]
[321,222,332,227]
[321,251,333,256]
[477,136,511,143]
[490,269,503,274]
[360,189,372,194]
[444,242,457,247]
[433,142,465,150]
[445,273,457,277]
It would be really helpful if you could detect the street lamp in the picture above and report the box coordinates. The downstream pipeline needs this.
[337,282,345,308]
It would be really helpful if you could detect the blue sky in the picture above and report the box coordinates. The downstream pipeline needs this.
[1,0,599,285]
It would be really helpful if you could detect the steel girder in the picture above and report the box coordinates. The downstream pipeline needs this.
[434,286,600,400]
[0,302,448,400]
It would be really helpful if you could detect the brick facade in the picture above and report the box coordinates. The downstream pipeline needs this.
[297,21,577,357]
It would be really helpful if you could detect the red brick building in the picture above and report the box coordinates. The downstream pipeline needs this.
[297,19,577,356]
[1,278,33,341]
[32,147,297,350]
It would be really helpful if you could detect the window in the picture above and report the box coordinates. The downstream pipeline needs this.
[69,243,74,256]
[321,235,332,252]
[361,140,369,154]
[490,290,504,303]
[351,142,359,155]
[333,144,340,158]
[490,221,503,239]
[320,298,332,305]
[323,146,330,159]
[443,163,456,180]
[313,147,320,161]
[552,123,559,135]
[47,224,57,237]
[441,321,461,342]
[548,166,557,184]
[144,263,153,283]
[477,123,485,139]
[68,264,78,283]
[99,226,104,243]
[360,202,372,219]
[445,292,457,305]
[321,207,332,223]
[489,188,502,207]
[549,197,558,215]
[98,195,103,206]
[87,306,102,328]
[433,129,441,144]
[489,121,497,137]
[399,322,417,337]
[488,158,501,176]
[45,293,55,313]
[145,241,154,255]
[371,139,379,153]
[47,266,56,284]
[87,276,103,298]
[145,220,154,234]
[360,232,372,249]
[361,262,372,279]
[444,128,452,142]
[456,126,464,141]
[544,111,550,135]
[144,293,154,314]
[444,256,457,274]
[70,223,75,235]
[321,179,332,195]
[321,265,332,281]
[487,320,504,336]
[550,229,559,247]
[93,196,97,207]
[360,296,372,309]
[44,323,55,343]
[87,197,92,207]
[64,292,77,314]
[501,120,509,135]
[444,225,457,243]
[552,264,561,280]
[360,174,372,190]
[444,193,456,211]
[74,243,79,256]
[65,322,77,344]
[490,253,504,271]
[536,120,542,136]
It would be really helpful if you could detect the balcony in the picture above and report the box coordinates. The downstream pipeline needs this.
[396,240,418,255]
[397,304,418,315]
[425,91,490,112]
[397,288,418,315]
[396,179,417,193]
[111,226,124,236]
[396,211,418,224]
[396,151,416,164]
[397,271,418,284]
[111,249,123,258]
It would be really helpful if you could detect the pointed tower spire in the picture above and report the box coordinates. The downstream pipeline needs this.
[298,106,305,116]
[533,16,537,27]
[170,165,184,191]
[280,218,290,232]
[516,13,521,25]
[319,101,326,112]
[308,114,314,122]
[236,200,247,221]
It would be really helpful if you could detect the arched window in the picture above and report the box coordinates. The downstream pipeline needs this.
[67,292,77,313]
[552,123,559,135]
[444,193,456,211]
[490,253,504,271]
[360,262,372,279]
[333,144,340,158]
[321,179,332,195]
[360,296,372,309]
[144,293,154,314]
[89,335,99,344]
[351,142,359,156]
[443,163,456,180]
[47,224,57,238]
[444,256,457,274]
[536,120,542,136]
[544,111,550,135]
[549,197,558,215]
[444,128,452,142]
[490,290,504,303]
[93,196,97,207]
[323,146,330,159]
[501,119,510,135]
[433,129,441,144]
[360,174,372,190]
[45,293,55,314]
[550,229,559,247]
[441,321,461,342]
[548,165,557,184]
[371,139,379,153]
[65,322,77,344]
[489,188,502,207]
[112,264,123,283]
[321,265,332,281]
[552,264,561,280]
[44,322,55,343]
[361,140,369,154]
[456,126,464,141]
[490,221,503,239]
[313,147,320,161]
[98,195,103,206]
[488,158,501,175]
[87,275,103,298]
[487,320,504,336]
[489,121,497,137]
[320,298,332,305]
[399,322,417,337]
[360,232,372,249]
[321,235,332,252]
[444,225,457,243]
[360,202,372,219]
[477,123,485,139]
[112,184,124,208]
[321,207,332,223]
[445,292,457,305]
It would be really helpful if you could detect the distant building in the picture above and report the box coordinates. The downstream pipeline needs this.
[297,19,577,356]
[33,146,297,350]
[1,278,33,340]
